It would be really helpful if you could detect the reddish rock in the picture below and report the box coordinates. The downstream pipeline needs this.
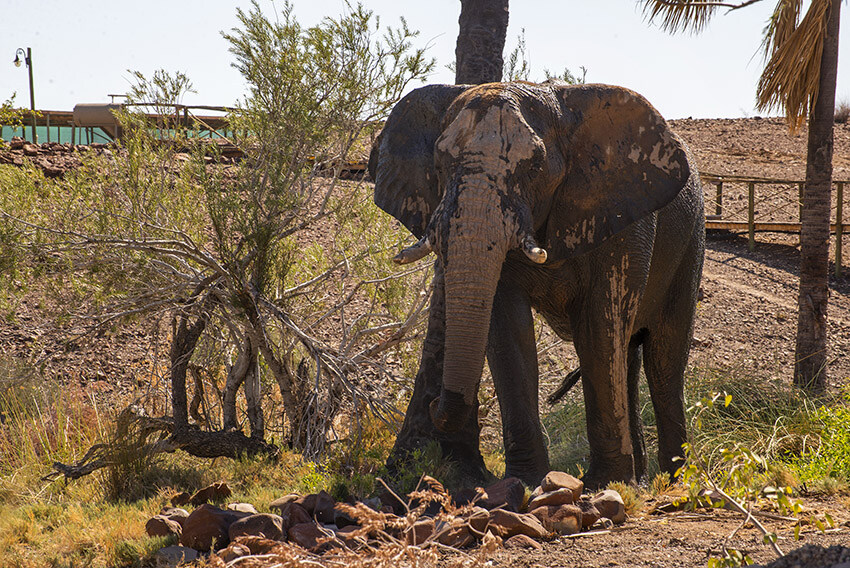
[276,502,312,531]
[218,542,250,562]
[528,487,576,510]
[171,491,191,506]
[404,518,435,545]
[576,499,602,528]
[180,504,249,551]
[289,522,333,552]
[530,504,581,535]
[467,506,490,537]
[540,471,583,501]
[480,477,525,511]
[22,143,39,156]
[336,525,365,549]
[313,490,336,524]
[190,481,232,506]
[295,493,318,515]
[504,534,543,550]
[436,521,474,548]
[488,509,547,540]
[333,504,358,529]
[228,513,284,541]
[146,515,182,538]
[591,489,626,524]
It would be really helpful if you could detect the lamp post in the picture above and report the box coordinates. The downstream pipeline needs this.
[13,47,37,143]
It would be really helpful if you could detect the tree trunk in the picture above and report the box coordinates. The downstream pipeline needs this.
[170,312,209,432]
[455,0,509,84]
[794,0,841,393]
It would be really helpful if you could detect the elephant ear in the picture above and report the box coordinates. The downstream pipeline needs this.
[546,84,691,258]
[370,84,469,238]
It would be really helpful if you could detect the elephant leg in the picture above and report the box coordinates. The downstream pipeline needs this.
[627,340,646,482]
[388,261,489,485]
[486,270,548,486]
[643,242,702,478]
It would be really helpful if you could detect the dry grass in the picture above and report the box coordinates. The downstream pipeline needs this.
[836,99,850,123]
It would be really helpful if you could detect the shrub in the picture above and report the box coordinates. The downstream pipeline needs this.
[835,98,850,123]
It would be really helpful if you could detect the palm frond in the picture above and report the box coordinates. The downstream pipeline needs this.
[641,0,723,33]
[756,0,831,130]
[760,0,803,60]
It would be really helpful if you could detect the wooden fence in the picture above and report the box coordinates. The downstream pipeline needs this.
[701,173,848,276]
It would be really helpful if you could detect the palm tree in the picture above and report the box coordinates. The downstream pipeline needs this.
[454,0,510,84]
[643,0,841,393]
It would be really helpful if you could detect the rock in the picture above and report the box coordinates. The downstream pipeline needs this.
[540,471,583,501]
[228,513,284,541]
[591,489,626,524]
[159,507,190,528]
[180,504,249,551]
[487,509,547,540]
[233,535,283,555]
[288,522,332,552]
[22,143,39,156]
[269,493,300,511]
[480,477,525,511]
[336,525,365,549]
[313,490,336,524]
[218,542,250,562]
[504,534,543,550]
[9,138,23,150]
[404,518,435,545]
[467,506,490,537]
[576,499,602,528]
[436,521,474,548]
[189,481,232,506]
[227,502,259,515]
[276,502,313,531]
[153,545,198,568]
[146,515,183,538]
[379,489,406,515]
[295,493,318,515]
[452,487,479,507]
[170,492,191,507]
[530,504,581,535]
[333,504,358,529]
[528,487,576,510]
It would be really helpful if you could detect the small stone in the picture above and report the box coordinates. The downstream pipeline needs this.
[480,477,525,511]
[269,494,300,511]
[488,509,547,540]
[336,525,365,549]
[405,518,435,545]
[217,542,250,562]
[159,507,190,528]
[227,502,259,515]
[437,521,474,548]
[591,489,626,524]
[189,481,232,506]
[530,504,581,535]
[228,513,284,541]
[528,487,576,510]
[170,492,191,507]
[540,471,583,501]
[22,143,39,156]
[576,499,602,528]
[467,506,490,537]
[504,534,543,550]
[146,515,183,538]
[153,545,198,568]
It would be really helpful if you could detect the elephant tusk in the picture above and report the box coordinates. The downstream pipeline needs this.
[522,236,548,264]
[393,236,433,265]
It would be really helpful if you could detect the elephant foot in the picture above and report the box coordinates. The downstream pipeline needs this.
[582,454,636,490]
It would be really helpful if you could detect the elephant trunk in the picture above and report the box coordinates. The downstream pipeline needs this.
[429,183,512,433]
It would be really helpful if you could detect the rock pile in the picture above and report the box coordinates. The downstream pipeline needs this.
[0,137,89,177]
[147,472,627,565]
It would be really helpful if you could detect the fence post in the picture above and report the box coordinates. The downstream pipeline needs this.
[748,182,755,252]
[715,181,723,217]
[837,182,844,278]
[46,113,50,143]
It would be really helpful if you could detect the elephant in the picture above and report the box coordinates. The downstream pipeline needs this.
[368,81,704,488]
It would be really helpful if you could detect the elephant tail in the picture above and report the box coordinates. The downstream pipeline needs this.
[547,368,581,404]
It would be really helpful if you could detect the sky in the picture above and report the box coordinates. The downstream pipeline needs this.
[1,0,848,120]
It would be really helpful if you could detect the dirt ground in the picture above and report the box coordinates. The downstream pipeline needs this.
[3,118,850,566]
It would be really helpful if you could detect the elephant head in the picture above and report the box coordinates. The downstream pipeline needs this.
[369,82,690,433]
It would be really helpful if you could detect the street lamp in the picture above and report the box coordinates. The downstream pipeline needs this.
[13,47,37,144]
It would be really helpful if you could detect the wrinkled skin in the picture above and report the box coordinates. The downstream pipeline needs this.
[369,82,704,488]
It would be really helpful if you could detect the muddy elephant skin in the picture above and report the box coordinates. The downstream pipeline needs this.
[369,82,705,488]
